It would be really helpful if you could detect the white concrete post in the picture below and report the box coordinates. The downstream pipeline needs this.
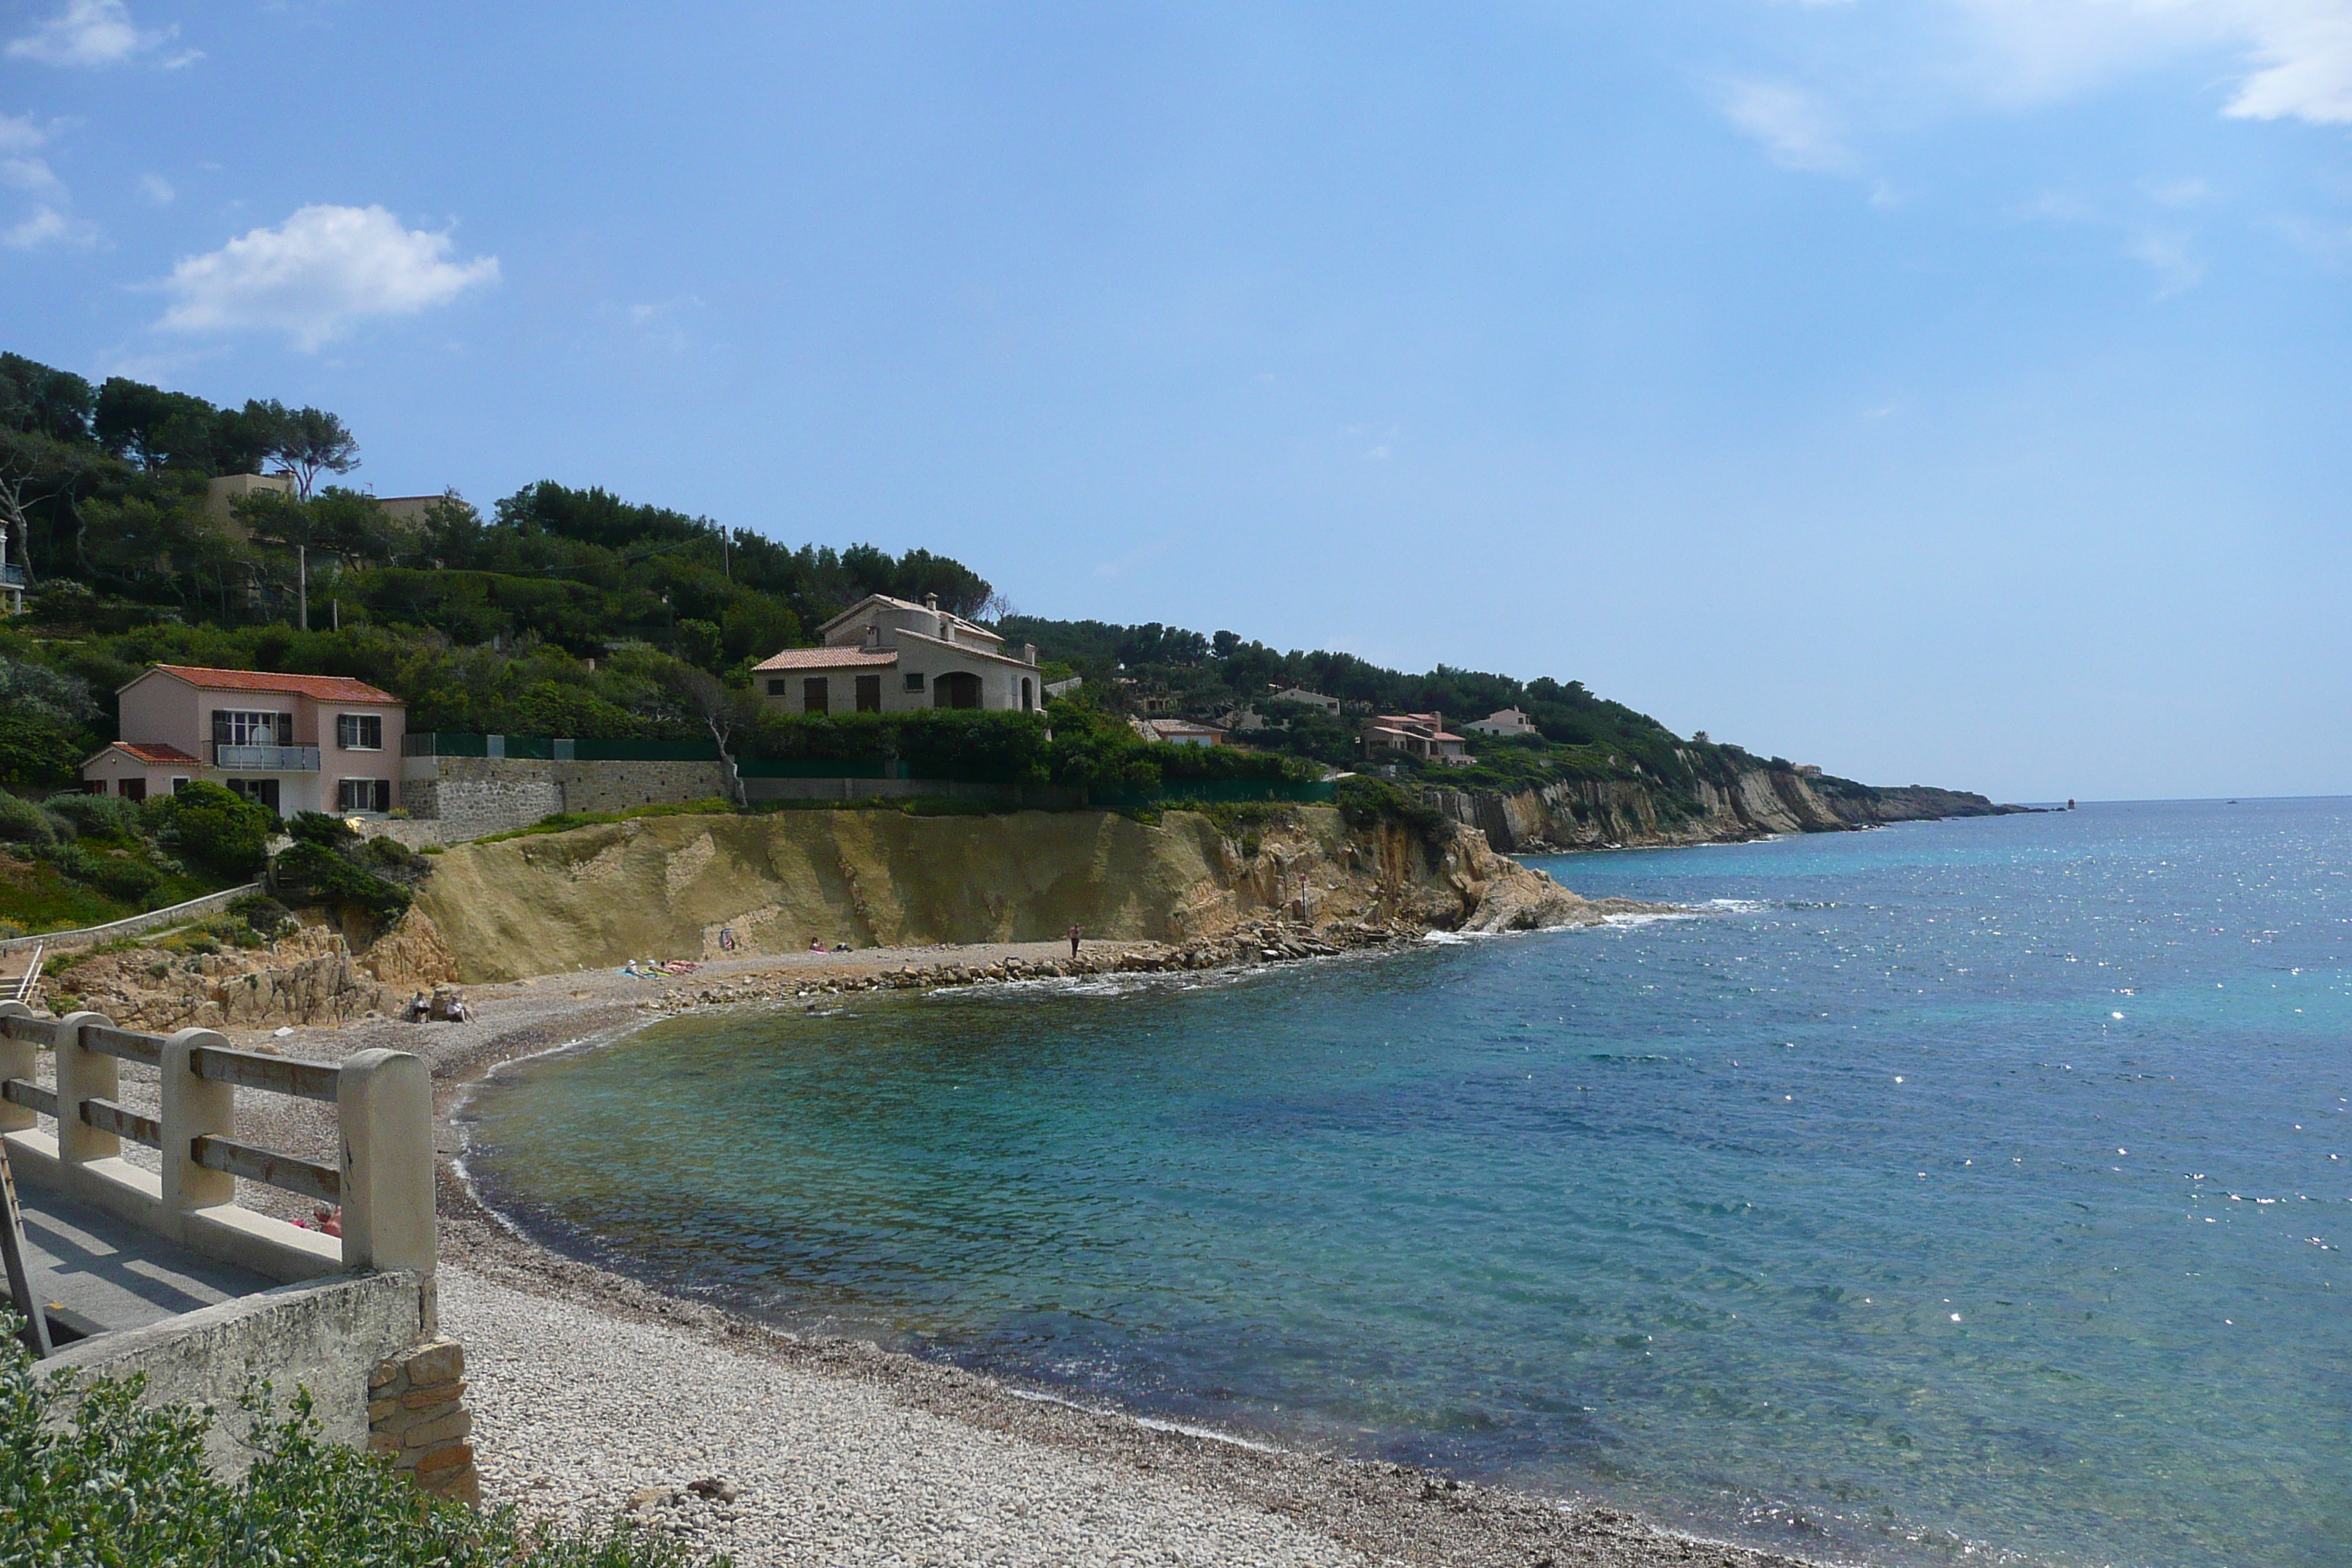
[0,1001,31,1136]
[160,1028,235,1219]
[50,1011,118,1166]
[337,1048,435,1286]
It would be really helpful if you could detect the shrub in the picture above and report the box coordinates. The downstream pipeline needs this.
[287,810,360,850]
[225,892,295,939]
[88,853,162,903]
[42,791,140,840]
[149,781,275,880]
[0,791,56,848]
[271,841,412,922]
[0,1319,723,1567]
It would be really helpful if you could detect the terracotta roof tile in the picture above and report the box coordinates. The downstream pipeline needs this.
[113,742,202,765]
[144,664,399,704]
[752,647,900,671]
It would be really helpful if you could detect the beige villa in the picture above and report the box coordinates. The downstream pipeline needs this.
[80,664,407,815]
[1360,711,1472,764]
[755,593,1044,716]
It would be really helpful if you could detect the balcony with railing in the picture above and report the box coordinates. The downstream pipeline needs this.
[214,742,320,771]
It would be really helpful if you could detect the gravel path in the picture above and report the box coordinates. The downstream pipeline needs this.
[443,1267,1376,1568]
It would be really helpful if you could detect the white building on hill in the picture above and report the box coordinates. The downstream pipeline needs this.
[755,593,1042,715]
[1465,707,1537,737]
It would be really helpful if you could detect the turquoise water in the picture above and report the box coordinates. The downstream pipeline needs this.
[461,799,2352,1567]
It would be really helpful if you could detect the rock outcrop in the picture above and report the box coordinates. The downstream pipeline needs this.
[412,805,1658,984]
[1422,767,2028,854]
[46,926,401,1033]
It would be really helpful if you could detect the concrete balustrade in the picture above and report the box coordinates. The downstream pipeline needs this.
[0,1000,430,1298]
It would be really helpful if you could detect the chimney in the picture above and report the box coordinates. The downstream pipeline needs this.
[1023,643,1038,666]
[924,592,938,611]
[864,622,880,649]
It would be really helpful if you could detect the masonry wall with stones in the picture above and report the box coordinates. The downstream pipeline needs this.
[369,1336,480,1505]
[393,756,732,843]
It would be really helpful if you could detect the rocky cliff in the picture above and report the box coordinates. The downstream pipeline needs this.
[1420,767,2025,854]
[411,805,1653,984]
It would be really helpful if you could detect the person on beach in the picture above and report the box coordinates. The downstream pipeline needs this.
[809,937,826,953]
[1068,922,1082,959]
[404,990,429,1022]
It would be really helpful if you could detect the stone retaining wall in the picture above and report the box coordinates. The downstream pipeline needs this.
[395,756,731,843]
[369,1335,480,1504]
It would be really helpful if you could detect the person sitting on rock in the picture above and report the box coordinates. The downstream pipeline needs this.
[404,991,430,1022]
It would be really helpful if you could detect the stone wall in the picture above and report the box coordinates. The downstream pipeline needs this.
[395,756,731,843]
[369,1335,480,1504]
[554,758,731,815]
[49,1269,426,1477]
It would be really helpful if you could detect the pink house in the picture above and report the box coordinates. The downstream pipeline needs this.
[1360,711,1472,765]
[80,664,407,816]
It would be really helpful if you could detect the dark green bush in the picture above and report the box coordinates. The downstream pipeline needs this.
[270,841,412,921]
[148,781,275,880]
[40,791,140,840]
[287,810,360,850]
[88,853,162,903]
[0,792,56,848]
[0,1319,723,1567]
[225,892,295,940]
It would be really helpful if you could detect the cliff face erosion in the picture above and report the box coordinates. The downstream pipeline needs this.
[409,805,1647,984]
[1419,766,2022,854]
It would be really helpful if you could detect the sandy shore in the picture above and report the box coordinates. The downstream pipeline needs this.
[227,939,1834,1568]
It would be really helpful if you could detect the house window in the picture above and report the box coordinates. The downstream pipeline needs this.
[1021,677,1033,712]
[170,777,189,794]
[338,778,391,813]
[855,674,882,712]
[337,713,383,750]
[212,709,287,746]
[903,672,925,693]
[802,677,829,715]
[767,678,790,696]
[118,778,147,802]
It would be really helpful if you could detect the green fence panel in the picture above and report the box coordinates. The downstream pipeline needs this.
[570,738,725,762]
[738,758,903,780]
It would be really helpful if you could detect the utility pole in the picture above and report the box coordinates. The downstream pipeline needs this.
[332,597,340,632]
[297,544,309,632]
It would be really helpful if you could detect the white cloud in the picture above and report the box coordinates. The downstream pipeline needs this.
[1719,79,1858,173]
[2127,227,2206,293]
[5,204,96,250]
[7,0,197,69]
[137,171,173,204]
[156,204,500,350]
[2143,174,2216,205]
[1950,1,2352,124]
[0,113,60,192]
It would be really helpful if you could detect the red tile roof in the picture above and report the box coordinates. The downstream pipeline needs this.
[143,664,399,704]
[753,647,900,671]
[111,742,202,765]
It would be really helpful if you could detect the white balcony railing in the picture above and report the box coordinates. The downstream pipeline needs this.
[214,743,320,771]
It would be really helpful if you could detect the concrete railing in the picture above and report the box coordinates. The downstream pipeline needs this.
[0,1000,434,1310]
[0,883,264,956]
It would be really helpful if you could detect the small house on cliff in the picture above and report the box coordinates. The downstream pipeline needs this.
[755,593,1043,716]
[1360,712,1471,764]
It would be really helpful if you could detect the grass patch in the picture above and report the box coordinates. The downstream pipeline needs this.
[470,798,738,845]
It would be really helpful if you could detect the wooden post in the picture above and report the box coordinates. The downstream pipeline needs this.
[0,1139,50,1357]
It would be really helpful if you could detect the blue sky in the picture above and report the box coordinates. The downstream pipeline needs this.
[4,1,2347,802]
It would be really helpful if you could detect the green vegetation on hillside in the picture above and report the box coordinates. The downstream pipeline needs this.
[1,348,1842,830]
[0,783,273,937]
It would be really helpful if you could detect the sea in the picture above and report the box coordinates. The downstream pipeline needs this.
[459,797,2352,1568]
